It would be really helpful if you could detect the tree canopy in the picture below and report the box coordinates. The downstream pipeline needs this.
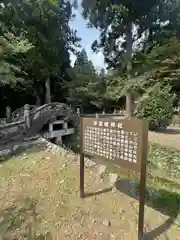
[63,49,102,109]
[81,0,180,112]
[0,0,80,104]
[1,0,180,128]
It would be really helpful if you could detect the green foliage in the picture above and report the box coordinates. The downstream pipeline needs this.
[133,37,180,87]
[63,49,96,106]
[0,33,32,86]
[135,84,176,130]
[63,49,108,110]
[81,0,180,115]
[81,0,171,67]
[1,0,180,117]
[148,142,180,176]
[105,72,126,101]
[0,0,80,103]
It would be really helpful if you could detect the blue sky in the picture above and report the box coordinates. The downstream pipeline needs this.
[70,2,105,70]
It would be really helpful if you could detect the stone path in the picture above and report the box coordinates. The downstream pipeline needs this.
[149,127,180,149]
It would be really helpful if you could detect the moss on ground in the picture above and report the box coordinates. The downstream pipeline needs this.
[148,142,180,183]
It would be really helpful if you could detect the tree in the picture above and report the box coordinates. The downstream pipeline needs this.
[135,83,176,130]
[0,0,80,104]
[0,35,32,86]
[63,49,99,110]
[81,0,179,116]
[0,0,33,86]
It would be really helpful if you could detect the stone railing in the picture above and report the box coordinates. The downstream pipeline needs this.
[0,105,38,124]
[12,105,37,122]
[0,118,6,125]
[83,113,125,118]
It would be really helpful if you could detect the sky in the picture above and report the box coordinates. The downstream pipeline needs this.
[70,2,105,70]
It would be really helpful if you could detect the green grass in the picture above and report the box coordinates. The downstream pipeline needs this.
[148,142,180,180]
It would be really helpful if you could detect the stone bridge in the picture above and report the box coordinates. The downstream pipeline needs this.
[0,103,126,146]
[0,103,79,145]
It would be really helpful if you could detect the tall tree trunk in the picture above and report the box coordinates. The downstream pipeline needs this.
[35,92,41,106]
[0,88,4,117]
[45,77,51,104]
[125,22,133,117]
[34,82,42,105]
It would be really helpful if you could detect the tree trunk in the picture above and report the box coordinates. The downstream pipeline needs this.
[0,88,3,117]
[34,86,41,106]
[125,22,133,117]
[45,77,51,104]
[36,94,41,106]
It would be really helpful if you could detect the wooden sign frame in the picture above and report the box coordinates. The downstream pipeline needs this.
[79,117,149,240]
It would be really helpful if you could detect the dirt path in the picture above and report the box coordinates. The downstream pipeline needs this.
[149,127,180,149]
[0,150,179,240]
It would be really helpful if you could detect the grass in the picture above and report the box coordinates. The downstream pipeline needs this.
[0,148,179,239]
[148,142,180,182]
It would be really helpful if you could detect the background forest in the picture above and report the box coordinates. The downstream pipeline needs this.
[1,0,180,130]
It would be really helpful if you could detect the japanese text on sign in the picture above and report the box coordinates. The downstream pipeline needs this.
[82,118,148,172]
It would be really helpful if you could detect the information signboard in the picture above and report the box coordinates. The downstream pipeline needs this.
[79,117,149,240]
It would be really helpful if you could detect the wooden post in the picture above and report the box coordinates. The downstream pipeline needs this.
[138,122,149,240]
[6,106,11,123]
[24,104,31,129]
[80,117,84,198]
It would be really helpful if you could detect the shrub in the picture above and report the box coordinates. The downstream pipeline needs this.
[135,83,176,131]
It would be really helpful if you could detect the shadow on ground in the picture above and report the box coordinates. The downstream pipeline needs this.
[153,128,180,135]
[0,197,52,240]
[114,179,180,239]
[84,187,112,198]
